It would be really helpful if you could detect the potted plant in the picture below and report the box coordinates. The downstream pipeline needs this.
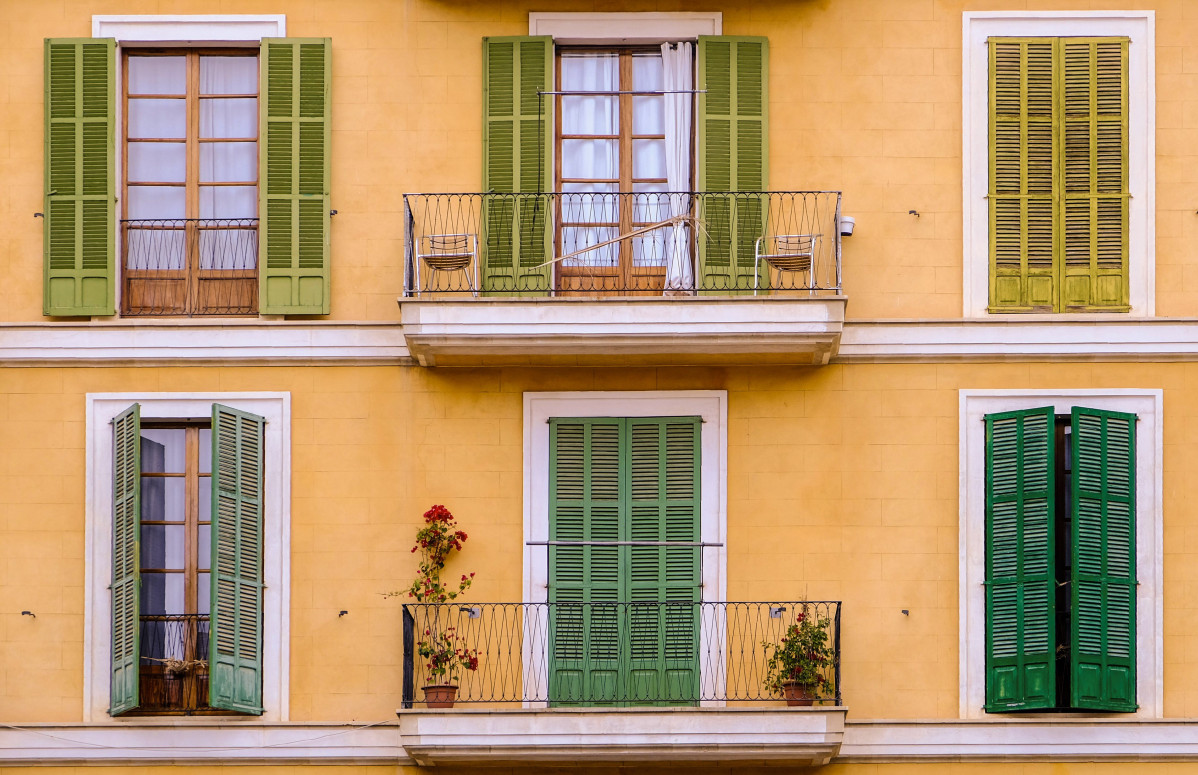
[762,606,835,706]
[406,504,477,708]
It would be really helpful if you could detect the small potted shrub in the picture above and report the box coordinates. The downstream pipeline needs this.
[762,606,835,706]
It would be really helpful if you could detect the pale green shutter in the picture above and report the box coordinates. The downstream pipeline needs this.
[697,36,768,294]
[549,419,623,705]
[208,404,265,714]
[985,407,1057,712]
[260,38,331,314]
[110,403,140,714]
[1070,407,1136,711]
[1060,40,1129,311]
[44,38,115,316]
[481,36,552,295]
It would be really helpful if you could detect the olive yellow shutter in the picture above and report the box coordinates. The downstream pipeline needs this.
[260,38,331,315]
[44,38,115,317]
[110,403,141,715]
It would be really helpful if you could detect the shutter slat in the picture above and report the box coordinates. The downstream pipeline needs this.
[109,404,140,715]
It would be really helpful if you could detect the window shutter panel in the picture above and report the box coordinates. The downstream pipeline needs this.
[985,406,1057,712]
[697,36,768,294]
[626,418,700,705]
[481,36,552,295]
[259,38,331,315]
[44,38,115,316]
[549,419,623,705]
[208,404,265,714]
[1060,40,1129,311]
[1070,407,1136,711]
[988,39,1056,312]
[110,403,140,715]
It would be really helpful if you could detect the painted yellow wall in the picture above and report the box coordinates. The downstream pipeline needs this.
[3,361,1198,722]
[4,0,1197,322]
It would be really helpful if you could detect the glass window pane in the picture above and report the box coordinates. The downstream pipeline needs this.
[200,186,258,219]
[198,524,211,571]
[199,429,212,473]
[140,429,186,472]
[632,188,671,223]
[200,227,259,270]
[198,572,211,615]
[560,53,618,92]
[633,138,667,180]
[560,191,618,224]
[200,56,258,95]
[561,95,618,135]
[200,98,258,139]
[561,139,618,180]
[140,523,186,569]
[562,226,618,267]
[126,186,186,220]
[127,142,185,183]
[633,231,668,267]
[128,98,186,139]
[632,54,664,91]
[632,95,664,135]
[200,142,257,183]
[140,477,185,522]
[128,56,185,95]
[125,227,186,271]
[140,572,185,615]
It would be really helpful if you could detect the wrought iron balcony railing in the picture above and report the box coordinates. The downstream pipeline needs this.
[121,218,259,316]
[138,613,212,713]
[401,600,841,707]
[402,192,843,297]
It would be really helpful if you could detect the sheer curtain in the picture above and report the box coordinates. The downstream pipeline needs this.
[662,41,693,293]
[559,53,619,266]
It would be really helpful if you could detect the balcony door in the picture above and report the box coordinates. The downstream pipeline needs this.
[548,417,701,706]
[555,49,674,295]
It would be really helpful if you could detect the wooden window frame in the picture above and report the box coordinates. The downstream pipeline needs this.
[120,48,259,317]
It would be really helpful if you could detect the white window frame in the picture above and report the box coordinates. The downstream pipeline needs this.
[529,12,721,44]
[962,11,1155,318]
[84,392,290,723]
[523,390,727,707]
[959,389,1162,719]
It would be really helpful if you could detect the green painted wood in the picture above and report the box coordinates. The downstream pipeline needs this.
[984,406,1057,712]
[43,38,115,316]
[109,403,140,715]
[481,36,552,295]
[208,404,265,714]
[259,38,331,314]
[1069,407,1137,711]
[696,36,768,295]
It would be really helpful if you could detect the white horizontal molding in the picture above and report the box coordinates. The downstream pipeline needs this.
[399,297,846,366]
[0,322,409,365]
[838,319,1198,361]
[0,722,404,765]
[400,707,845,766]
[93,14,285,42]
[840,719,1198,761]
[529,12,721,43]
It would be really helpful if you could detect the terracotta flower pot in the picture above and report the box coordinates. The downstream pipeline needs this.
[781,681,817,707]
[422,684,459,708]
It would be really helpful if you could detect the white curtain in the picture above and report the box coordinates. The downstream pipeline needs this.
[662,41,694,293]
[559,53,620,266]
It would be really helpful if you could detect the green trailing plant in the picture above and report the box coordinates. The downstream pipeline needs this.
[762,606,835,697]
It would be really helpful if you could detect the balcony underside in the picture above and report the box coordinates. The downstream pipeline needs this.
[398,296,847,367]
[398,707,847,767]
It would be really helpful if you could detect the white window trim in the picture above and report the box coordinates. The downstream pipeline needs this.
[84,392,290,723]
[529,12,720,44]
[523,390,727,707]
[959,389,1162,719]
[961,11,1155,318]
[93,14,285,43]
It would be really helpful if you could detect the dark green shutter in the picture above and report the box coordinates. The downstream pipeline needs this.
[110,403,140,715]
[481,36,552,295]
[208,404,265,714]
[989,37,1128,313]
[697,36,768,294]
[44,38,115,317]
[985,406,1056,712]
[260,38,331,314]
[1070,407,1136,711]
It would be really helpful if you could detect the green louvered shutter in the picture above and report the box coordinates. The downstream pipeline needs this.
[208,404,265,714]
[989,39,1056,312]
[1070,407,1136,711]
[260,38,331,314]
[550,419,623,705]
[481,36,552,295]
[110,403,140,715]
[1060,40,1129,311]
[985,406,1056,712]
[626,418,700,705]
[697,36,768,295]
[44,38,115,316]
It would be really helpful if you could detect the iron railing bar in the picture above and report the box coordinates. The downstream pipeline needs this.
[540,89,707,95]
